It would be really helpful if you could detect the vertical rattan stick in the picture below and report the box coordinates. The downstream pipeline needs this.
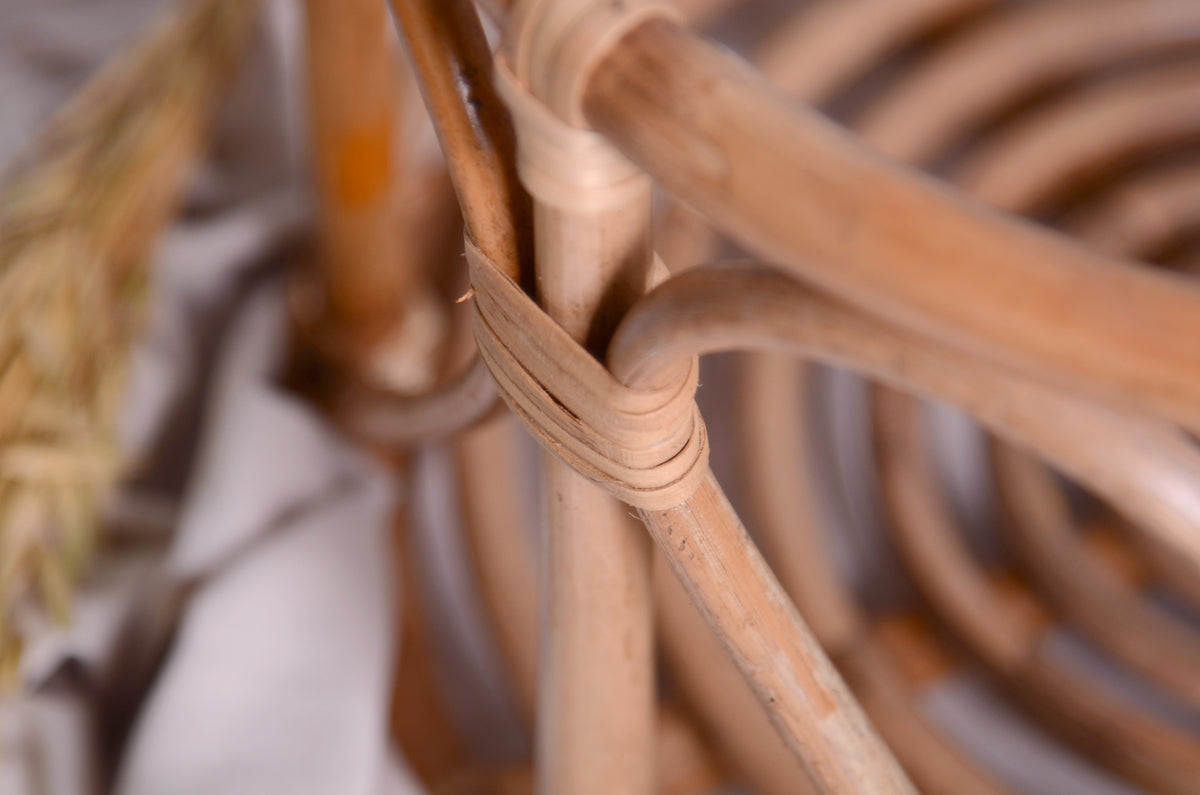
[486,9,662,790]
[388,2,656,787]
[454,416,729,793]
[528,137,657,795]
[494,10,661,783]
[304,0,406,352]
[454,414,540,721]
[386,0,532,281]
[538,459,654,793]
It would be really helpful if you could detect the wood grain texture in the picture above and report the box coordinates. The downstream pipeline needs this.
[641,472,916,795]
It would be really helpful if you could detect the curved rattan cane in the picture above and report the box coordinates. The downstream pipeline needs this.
[651,5,1017,790]
[702,5,1200,785]
[958,71,1200,714]
[756,0,1200,751]
[848,0,1200,777]
[321,0,1200,792]
[26,0,1200,791]
[436,3,1200,792]
[1067,160,1200,261]
[895,1,1200,715]
[582,18,1200,434]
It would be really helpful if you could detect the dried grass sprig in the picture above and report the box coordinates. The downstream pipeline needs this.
[0,0,259,687]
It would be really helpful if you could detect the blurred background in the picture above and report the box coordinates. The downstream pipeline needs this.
[3,0,1200,793]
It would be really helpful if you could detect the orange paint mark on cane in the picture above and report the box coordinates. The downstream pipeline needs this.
[333,120,392,208]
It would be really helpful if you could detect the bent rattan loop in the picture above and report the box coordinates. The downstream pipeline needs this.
[494,60,648,212]
[504,0,681,126]
[466,238,707,510]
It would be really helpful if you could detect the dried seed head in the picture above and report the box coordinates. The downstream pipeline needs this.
[0,0,259,690]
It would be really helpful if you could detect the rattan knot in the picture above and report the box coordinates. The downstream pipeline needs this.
[504,0,681,127]
[466,238,707,510]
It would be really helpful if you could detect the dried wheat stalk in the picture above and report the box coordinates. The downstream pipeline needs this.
[0,0,258,687]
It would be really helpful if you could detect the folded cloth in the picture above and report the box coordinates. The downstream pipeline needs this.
[115,279,410,795]
[1,1,421,790]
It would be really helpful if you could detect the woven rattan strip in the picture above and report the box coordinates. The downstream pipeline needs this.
[467,238,707,510]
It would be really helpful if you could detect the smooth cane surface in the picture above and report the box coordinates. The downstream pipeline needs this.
[30,0,1200,792]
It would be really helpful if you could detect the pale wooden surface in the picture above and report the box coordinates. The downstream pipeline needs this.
[642,473,916,794]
